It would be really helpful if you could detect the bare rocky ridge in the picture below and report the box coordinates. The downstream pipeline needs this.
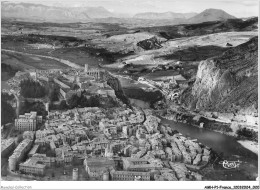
[181,36,258,117]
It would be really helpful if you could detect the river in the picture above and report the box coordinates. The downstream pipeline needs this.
[162,118,258,180]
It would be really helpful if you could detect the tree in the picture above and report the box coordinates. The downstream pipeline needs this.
[72,84,80,90]
[1,100,15,125]
[78,95,89,108]
[67,93,101,109]
[88,96,100,107]
[20,101,47,117]
[59,100,68,110]
[49,86,59,102]
[1,93,15,102]
[20,79,47,98]
[67,94,80,109]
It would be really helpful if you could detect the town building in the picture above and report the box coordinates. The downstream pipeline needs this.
[88,134,109,151]
[15,112,42,131]
[103,126,117,137]
[28,144,40,157]
[84,157,115,179]
[111,170,150,181]
[75,74,95,88]
[1,138,15,157]
[23,131,35,140]
[53,78,70,89]
[36,129,55,139]
[122,157,163,172]
[8,139,33,171]
[96,87,116,98]
[32,154,56,167]
[110,141,126,154]
[19,157,46,176]
[84,64,104,80]
[60,88,82,100]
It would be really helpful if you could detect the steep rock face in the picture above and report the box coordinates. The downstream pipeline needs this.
[104,72,130,105]
[183,36,258,116]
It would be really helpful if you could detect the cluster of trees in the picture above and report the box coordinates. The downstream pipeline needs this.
[1,63,18,81]
[1,100,15,125]
[20,100,47,117]
[99,96,119,108]
[236,127,258,141]
[38,144,56,157]
[1,93,16,125]
[48,84,60,102]
[49,94,101,111]
[20,79,47,98]
[67,94,100,109]
[1,93,15,102]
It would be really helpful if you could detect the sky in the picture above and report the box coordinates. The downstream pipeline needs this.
[4,0,259,17]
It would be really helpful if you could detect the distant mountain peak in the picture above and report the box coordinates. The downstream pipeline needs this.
[188,8,236,23]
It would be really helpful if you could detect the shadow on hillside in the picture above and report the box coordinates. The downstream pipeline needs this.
[160,45,231,61]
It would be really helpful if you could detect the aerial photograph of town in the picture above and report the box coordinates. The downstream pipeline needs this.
[0,0,259,189]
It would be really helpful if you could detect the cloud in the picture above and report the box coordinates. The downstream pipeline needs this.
[215,0,258,6]
[241,0,258,6]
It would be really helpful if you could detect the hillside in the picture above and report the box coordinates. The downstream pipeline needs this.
[188,8,236,23]
[181,36,258,116]
[138,17,258,40]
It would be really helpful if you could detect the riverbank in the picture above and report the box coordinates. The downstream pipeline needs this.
[161,118,258,180]
[237,140,258,155]
[160,108,259,155]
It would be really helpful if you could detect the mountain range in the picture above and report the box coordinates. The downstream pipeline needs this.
[2,1,237,23]
[133,12,197,20]
[1,2,113,22]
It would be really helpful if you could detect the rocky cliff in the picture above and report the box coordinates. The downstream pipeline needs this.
[104,72,130,106]
[182,36,258,116]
